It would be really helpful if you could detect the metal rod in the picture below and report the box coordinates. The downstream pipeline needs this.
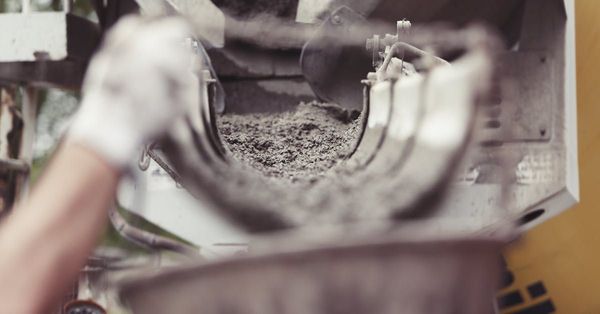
[14,86,38,201]
[62,0,71,12]
[21,0,30,13]
[376,42,449,80]
[109,206,199,257]
[0,158,29,173]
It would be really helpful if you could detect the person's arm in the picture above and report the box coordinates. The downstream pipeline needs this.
[0,16,194,313]
[0,144,119,313]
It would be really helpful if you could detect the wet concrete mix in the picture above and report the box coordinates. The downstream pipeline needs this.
[164,94,437,233]
[209,101,375,230]
[206,101,409,231]
[217,101,362,181]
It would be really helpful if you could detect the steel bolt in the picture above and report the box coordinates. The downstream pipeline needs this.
[332,15,342,25]
[397,20,412,37]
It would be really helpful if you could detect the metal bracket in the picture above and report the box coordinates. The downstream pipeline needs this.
[0,2,100,88]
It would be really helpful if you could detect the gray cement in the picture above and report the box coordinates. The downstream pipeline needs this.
[172,100,442,232]
[217,101,361,181]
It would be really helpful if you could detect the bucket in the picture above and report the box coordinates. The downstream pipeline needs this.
[119,237,502,314]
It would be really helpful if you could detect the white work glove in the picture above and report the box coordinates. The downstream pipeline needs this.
[67,16,195,169]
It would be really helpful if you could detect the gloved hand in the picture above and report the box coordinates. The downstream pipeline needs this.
[67,16,196,169]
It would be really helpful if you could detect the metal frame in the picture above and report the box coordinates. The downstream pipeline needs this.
[0,85,37,215]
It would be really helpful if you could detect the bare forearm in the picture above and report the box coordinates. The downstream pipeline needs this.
[0,16,192,313]
[0,144,120,313]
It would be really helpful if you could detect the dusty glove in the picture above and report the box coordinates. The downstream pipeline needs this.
[67,16,196,169]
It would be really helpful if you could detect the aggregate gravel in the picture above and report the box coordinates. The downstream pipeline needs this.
[217,101,361,181]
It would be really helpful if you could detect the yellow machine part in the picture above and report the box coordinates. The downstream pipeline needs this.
[500,1,600,313]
